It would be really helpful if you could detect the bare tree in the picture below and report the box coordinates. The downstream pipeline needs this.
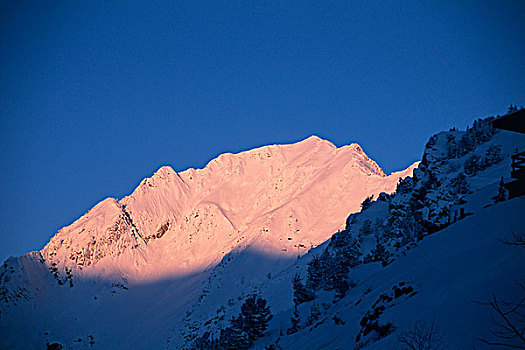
[501,232,525,247]
[398,319,444,350]
[475,282,525,349]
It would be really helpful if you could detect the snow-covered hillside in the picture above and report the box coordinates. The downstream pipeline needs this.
[0,136,416,349]
[172,118,525,350]
[255,197,524,350]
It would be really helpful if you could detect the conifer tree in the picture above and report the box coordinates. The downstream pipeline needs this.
[458,133,475,156]
[396,176,413,195]
[333,275,350,300]
[493,177,507,203]
[292,273,315,306]
[306,254,323,290]
[287,306,301,335]
[306,302,321,326]
[339,238,361,268]
[370,242,391,263]
[240,295,273,341]
[194,332,218,350]
[446,134,458,159]
[219,319,251,350]
[361,195,374,211]
[483,145,502,168]
[464,154,480,175]
[319,249,335,288]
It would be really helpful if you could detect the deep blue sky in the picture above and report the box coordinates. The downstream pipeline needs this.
[1,1,524,262]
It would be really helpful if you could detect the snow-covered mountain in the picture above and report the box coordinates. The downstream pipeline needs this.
[0,136,416,349]
[175,117,525,350]
[1,116,523,350]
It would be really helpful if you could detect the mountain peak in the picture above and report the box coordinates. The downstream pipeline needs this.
[154,165,176,176]
[4,117,523,350]
[0,135,419,350]
[297,135,336,148]
[303,134,324,142]
[33,136,415,283]
[348,143,365,154]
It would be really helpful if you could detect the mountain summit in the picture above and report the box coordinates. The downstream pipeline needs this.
[42,137,416,281]
[2,117,523,350]
[1,136,416,348]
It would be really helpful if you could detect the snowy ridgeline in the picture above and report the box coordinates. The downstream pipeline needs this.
[177,117,525,350]
[0,116,524,350]
[0,135,415,349]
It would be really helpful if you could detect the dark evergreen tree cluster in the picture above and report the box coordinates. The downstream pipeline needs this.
[449,172,469,195]
[364,241,391,264]
[464,154,481,175]
[457,133,476,158]
[390,149,473,243]
[305,302,321,326]
[470,118,496,145]
[409,170,444,235]
[377,192,391,202]
[219,317,251,350]
[305,246,355,299]
[287,300,323,334]
[287,306,301,335]
[308,251,338,291]
[384,116,499,241]
[306,231,361,298]
[292,274,314,306]
[337,237,362,269]
[446,134,458,159]
[483,145,503,167]
[240,295,273,340]
[445,117,497,163]
[383,202,407,241]
[384,190,427,245]
[395,176,414,195]
[193,295,273,350]
[193,332,219,350]
[464,145,502,176]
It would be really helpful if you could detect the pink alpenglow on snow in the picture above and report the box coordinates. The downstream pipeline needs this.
[0,136,419,350]
[41,136,417,282]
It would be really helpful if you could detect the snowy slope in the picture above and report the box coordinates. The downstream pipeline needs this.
[261,197,524,350]
[176,120,525,349]
[0,136,415,349]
